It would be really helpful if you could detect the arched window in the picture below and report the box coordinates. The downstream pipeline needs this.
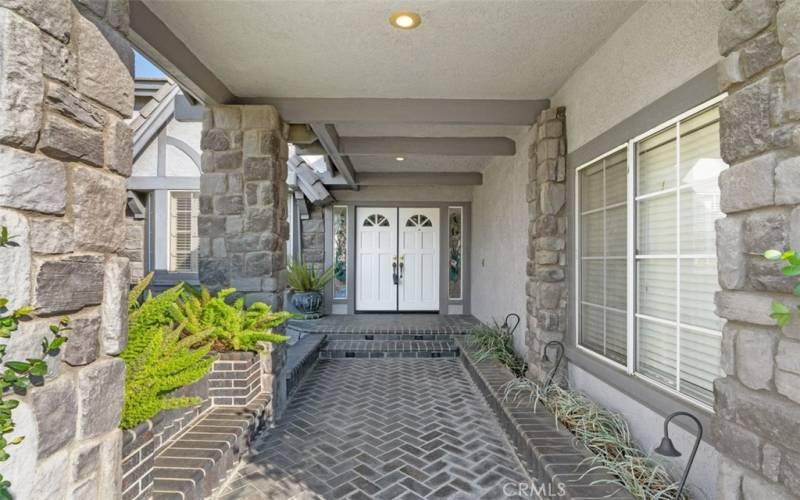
[363,214,390,227]
[405,214,433,228]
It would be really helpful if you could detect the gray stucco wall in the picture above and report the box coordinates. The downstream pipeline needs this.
[470,129,531,357]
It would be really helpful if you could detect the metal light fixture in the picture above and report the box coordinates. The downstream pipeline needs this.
[396,156,405,161]
[542,340,564,388]
[389,11,421,30]
[501,313,520,336]
[654,411,703,499]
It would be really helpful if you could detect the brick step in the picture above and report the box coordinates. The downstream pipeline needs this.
[319,339,459,359]
[151,395,271,500]
[315,332,459,341]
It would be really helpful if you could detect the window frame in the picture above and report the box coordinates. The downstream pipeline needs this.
[573,94,727,411]
[332,205,348,300]
[167,189,200,274]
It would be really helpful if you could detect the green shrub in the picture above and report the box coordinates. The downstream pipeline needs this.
[764,249,800,327]
[172,286,291,352]
[287,257,335,292]
[467,323,527,377]
[120,276,215,429]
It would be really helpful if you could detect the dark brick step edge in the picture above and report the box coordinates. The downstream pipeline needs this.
[285,337,325,396]
[308,332,460,341]
[319,350,459,359]
[454,338,635,500]
[287,325,473,335]
[151,394,272,500]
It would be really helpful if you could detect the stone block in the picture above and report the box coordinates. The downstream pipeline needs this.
[717,455,744,500]
[735,324,777,390]
[712,417,762,471]
[244,207,273,233]
[717,216,746,290]
[30,448,69,499]
[773,156,800,205]
[227,171,243,193]
[77,358,125,438]
[201,129,230,151]
[210,150,242,171]
[102,256,129,355]
[762,442,782,482]
[242,106,280,130]
[72,166,127,252]
[719,51,744,90]
[214,194,244,215]
[199,195,213,215]
[244,251,272,276]
[744,209,787,253]
[76,14,134,116]
[212,107,241,129]
[747,255,797,292]
[786,56,800,120]
[243,156,274,181]
[792,206,800,251]
[63,312,101,366]
[722,323,737,375]
[105,116,133,176]
[199,259,228,287]
[46,81,106,130]
[0,146,67,215]
[32,376,77,458]
[719,0,778,56]
[715,377,800,453]
[739,30,782,80]
[778,0,800,60]
[10,319,61,377]
[540,182,565,215]
[0,209,30,310]
[33,254,104,314]
[225,215,243,235]
[535,237,565,251]
[719,152,776,213]
[198,215,226,236]
[776,339,800,375]
[720,78,773,164]
[41,33,76,87]
[742,469,795,499]
[200,173,227,195]
[775,370,800,403]
[39,113,104,167]
[0,9,43,150]
[29,217,74,254]
[98,429,123,498]
[780,448,800,496]
[715,290,780,325]
[72,438,100,482]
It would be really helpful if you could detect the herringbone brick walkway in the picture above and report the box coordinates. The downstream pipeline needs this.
[218,359,533,499]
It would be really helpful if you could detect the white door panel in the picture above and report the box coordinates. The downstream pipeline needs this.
[398,208,439,311]
[356,208,397,311]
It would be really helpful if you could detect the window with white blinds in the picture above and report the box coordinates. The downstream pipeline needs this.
[169,191,199,273]
[575,97,727,408]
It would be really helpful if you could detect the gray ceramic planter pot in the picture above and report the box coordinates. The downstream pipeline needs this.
[292,291,323,318]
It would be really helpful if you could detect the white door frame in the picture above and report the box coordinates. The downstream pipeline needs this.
[398,208,440,311]
[355,207,398,311]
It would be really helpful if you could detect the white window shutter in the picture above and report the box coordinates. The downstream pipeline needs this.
[169,191,199,273]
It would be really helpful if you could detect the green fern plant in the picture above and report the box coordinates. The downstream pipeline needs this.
[287,257,335,292]
[120,276,215,429]
[171,286,291,352]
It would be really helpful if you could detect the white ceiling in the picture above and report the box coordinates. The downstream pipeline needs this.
[144,0,643,100]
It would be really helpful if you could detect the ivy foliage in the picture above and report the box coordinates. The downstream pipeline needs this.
[764,249,800,327]
[0,227,69,499]
[120,276,215,429]
[172,286,291,352]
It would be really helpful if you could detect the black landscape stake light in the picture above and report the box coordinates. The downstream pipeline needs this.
[501,313,520,336]
[542,340,564,388]
[654,411,703,499]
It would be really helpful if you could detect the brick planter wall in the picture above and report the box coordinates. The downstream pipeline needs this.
[208,352,262,406]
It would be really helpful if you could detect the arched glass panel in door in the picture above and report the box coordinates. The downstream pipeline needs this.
[405,214,433,228]
[363,214,390,227]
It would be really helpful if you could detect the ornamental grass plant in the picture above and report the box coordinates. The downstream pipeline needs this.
[467,323,528,377]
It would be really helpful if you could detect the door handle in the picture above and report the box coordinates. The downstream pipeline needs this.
[392,257,399,285]
[398,255,405,280]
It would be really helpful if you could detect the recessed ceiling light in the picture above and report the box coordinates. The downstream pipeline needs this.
[396,156,405,161]
[389,11,421,30]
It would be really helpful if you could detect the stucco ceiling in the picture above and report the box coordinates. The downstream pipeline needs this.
[143,0,643,100]
[351,155,488,173]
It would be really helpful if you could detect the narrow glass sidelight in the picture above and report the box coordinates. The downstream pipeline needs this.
[448,207,463,300]
[333,206,347,299]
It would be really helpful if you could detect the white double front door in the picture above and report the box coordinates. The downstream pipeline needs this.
[356,207,439,312]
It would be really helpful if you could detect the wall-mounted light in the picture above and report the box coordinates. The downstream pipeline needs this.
[396,156,405,161]
[389,11,421,30]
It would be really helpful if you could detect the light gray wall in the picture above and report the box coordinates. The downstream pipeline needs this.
[470,128,531,357]
[549,3,726,499]
[550,0,725,153]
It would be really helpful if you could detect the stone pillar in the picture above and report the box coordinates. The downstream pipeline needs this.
[199,105,289,308]
[0,0,133,498]
[525,107,568,383]
[714,0,800,498]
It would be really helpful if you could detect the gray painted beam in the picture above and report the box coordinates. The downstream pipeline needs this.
[129,1,234,104]
[356,172,482,186]
[340,137,515,157]
[127,176,200,190]
[308,123,358,188]
[234,98,549,125]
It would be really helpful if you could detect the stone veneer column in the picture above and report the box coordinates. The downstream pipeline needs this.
[714,0,800,498]
[525,107,568,382]
[0,0,133,498]
[199,105,289,308]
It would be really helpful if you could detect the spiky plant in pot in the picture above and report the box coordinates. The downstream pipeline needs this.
[287,257,335,319]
